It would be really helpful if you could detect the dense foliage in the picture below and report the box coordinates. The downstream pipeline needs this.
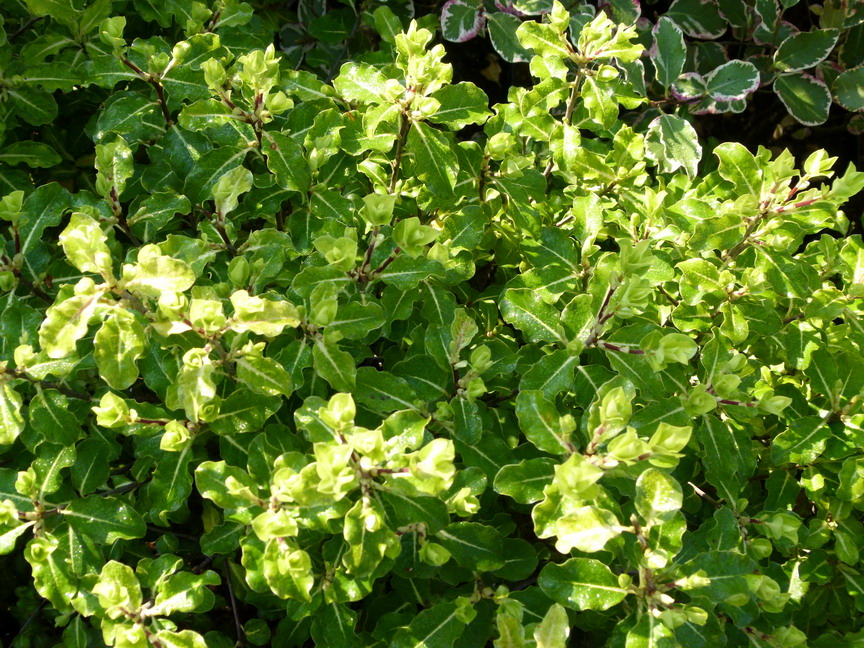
[441,0,864,130]
[2,1,864,647]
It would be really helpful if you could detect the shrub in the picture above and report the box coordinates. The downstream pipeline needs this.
[441,0,864,129]
[2,1,864,647]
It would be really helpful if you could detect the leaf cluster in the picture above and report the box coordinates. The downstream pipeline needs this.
[1,2,864,648]
[440,0,864,129]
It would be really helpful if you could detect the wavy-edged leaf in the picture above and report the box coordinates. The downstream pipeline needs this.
[539,558,629,611]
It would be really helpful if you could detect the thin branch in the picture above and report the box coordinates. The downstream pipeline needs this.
[390,112,411,194]
[600,341,645,355]
[224,562,245,648]
[656,284,680,307]
[8,16,44,42]
[371,247,401,276]
[9,599,48,647]
[11,369,91,401]
[15,273,53,304]
[119,57,172,127]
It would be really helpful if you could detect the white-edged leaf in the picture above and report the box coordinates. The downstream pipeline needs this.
[651,17,687,87]
[440,0,484,43]
[774,72,832,125]
[774,29,839,73]
[706,60,760,101]
[834,67,864,111]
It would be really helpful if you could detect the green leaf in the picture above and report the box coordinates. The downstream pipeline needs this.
[38,290,101,359]
[651,17,687,88]
[342,498,398,578]
[62,496,146,543]
[713,142,762,196]
[774,29,839,73]
[94,309,146,390]
[451,396,481,444]
[310,602,362,648]
[262,131,311,193]
[428,83,491,130]
[494,458,556,504]
[381,490,450,533]
[533,603,570,648]
[23,0,78,25]
[515,390,573,454]
[774,72,832,126]
[143,445,194,524]
[208,390,281,435]
[7,87,58,126]
[635,468,683,524]
[0,141,61,168]
[488,12,532,63]
[645,114,702,177]
[626,615,676,648]
[59,212,113,277]
[95,91,164,144]
[539,558,629,611]
[236,354,294,397]
[0,384,24,446]
[184,146,248,204]
[771,416,831,465]
[327,301,385,339]
[407,121,458,197]
[833,68,864,111]
[28,389,82,446]
[391,601,465,648]
[333,62,390,105]
[152,630,208,648]
[122,244,196,298]
[500,288,565,345]
[71,439,112,495]
[154,570,220,615]
[517,21,570,59]
[554,505,622,553]
[435,522,504,571]
[313,337,356,392]
[667,0,727,38]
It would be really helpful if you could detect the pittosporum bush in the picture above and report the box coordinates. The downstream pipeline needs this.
[2,1,864,647]
[441,0,864,130]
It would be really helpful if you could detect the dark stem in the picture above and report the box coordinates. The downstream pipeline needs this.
[11,369,90,401]
[584,284,617,347]
[718,398,756,407]
[544,79,581,178]
[600,341,645,355]
[15,273,53,304]
[8,598,48,646]
[119,57,172,127]
[275,203,290,231]
[371,247,401,276]
[224,562,245,648]
[722,212,766,263]
[8,16,44,42]
[213,212,238,256]
[99,481,143,497]
[147,524,200,542]
[359,226,380,279]
[111,187,142,247]
[151,80,173,126]
[204,8,222,33]
[657,284,680,307]
[390,113,411,194]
